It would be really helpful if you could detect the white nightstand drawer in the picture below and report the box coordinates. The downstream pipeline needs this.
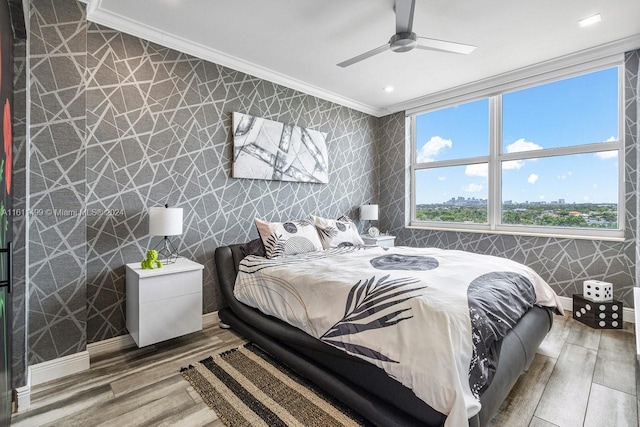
[137,293,203,347]
[126,258,204,347]
[138,270,202,303]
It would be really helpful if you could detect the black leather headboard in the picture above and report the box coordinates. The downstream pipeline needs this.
[214,244,246,309]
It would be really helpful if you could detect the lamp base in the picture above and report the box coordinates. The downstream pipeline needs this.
[152,236,179,264]
[367,226,380,237]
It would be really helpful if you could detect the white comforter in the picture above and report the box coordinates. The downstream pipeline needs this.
[234,246,562,426]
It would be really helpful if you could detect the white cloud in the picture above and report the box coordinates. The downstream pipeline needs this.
[465,163,488,177]
[594,151,618,160]
[437,176,447,181]
[498,139,543,171]
[463,183,483,193]
[417,136,452,163]
[583,196,590,201]
[593,184,598,189]
[502,159,525,170]
[528,173,539,184]
[558,170,575,179]
[606,136,616,142]
[505,138,543,153]
[539,195,545,200]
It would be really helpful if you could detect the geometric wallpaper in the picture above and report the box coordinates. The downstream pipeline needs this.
[28,0,88,364]
[630,50,640,288]
[377,51,640,309]
[22,0,377,365]
[11,38,26,388]
[84,22,377,344]
[13,0,640,377]
[8,0,27,391]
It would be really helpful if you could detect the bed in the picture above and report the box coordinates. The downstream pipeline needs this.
[215,243,560,427]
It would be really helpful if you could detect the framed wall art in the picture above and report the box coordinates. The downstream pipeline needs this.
[232,112,329,184]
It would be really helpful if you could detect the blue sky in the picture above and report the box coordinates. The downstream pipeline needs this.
[415,67,619,205]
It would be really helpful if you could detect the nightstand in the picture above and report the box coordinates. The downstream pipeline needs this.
[126,258,204,347]
[572,294,623,329]
[361,234,395,248]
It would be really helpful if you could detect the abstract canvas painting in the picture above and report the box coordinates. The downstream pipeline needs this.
[232,112,329,183]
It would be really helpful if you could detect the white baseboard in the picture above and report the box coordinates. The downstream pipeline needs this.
[86,334,136,357]
[202,311,220,328]
[16,310,221,413]
[29,350,90,388]
[86,310,220,358]
[557,295,635,324]
[15,372,30,412]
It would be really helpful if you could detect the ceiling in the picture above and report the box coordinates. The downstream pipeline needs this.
[86,0,640,117]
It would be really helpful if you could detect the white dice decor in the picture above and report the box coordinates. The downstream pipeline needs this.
[583,280,613,302]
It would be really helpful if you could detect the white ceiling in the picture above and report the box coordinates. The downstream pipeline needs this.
[86,0,640,116]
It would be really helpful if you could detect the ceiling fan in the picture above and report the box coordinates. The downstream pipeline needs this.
[337,0,476,68]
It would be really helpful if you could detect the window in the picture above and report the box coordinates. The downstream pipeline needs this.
[411,65,623,239]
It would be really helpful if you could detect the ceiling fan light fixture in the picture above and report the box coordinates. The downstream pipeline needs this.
[390,32,418,53]
[336,0,476,67]
[383,86,394,93]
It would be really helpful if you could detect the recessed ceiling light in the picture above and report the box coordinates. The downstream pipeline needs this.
[383,86,394,93]
[579,13,601,27]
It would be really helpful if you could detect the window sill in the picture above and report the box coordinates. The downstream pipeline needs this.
[406,223,626,242]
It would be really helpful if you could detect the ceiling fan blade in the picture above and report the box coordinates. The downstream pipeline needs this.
[416,37,476,54]
[337,44,390,68]
[395,0,416,34]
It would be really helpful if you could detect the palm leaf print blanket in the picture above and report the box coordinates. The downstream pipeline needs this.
[234,246,562,427]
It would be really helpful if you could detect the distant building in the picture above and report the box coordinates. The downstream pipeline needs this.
[442,196,487,207]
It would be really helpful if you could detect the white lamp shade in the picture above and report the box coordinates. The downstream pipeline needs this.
[149,207,183,236]
[360,204,379,221]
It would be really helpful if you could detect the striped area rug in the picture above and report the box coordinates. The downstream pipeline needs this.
[181,343,370,427]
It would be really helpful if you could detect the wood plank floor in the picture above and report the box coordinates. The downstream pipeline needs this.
[12,313,638,426]
[490,313,637,427]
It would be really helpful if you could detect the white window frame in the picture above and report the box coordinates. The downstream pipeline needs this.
[409,60,625,241]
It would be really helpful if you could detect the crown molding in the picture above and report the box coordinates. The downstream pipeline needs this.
[84,1,640,118]
[396,34,640,116]
[85,0,384,117]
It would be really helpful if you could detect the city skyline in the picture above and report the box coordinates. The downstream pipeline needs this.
[417,196,614,206]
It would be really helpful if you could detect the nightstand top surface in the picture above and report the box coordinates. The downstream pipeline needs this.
[126,257,204,278]
[361,234,395,240]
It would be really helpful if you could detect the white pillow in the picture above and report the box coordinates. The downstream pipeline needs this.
[255,217,324,259]
[311,215,365,249]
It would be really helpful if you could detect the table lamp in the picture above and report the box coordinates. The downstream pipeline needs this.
[149,204,183,264]
[360,204,379,237]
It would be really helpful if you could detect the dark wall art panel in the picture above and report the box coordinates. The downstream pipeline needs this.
[0,0,14,406]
